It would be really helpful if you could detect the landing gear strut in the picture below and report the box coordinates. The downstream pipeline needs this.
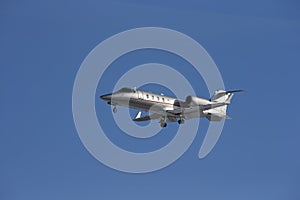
[160,116,167,128]
[113,106,117,113]
[178,119,185,124]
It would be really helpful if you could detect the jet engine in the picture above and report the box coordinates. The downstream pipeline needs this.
[185,95,210,106]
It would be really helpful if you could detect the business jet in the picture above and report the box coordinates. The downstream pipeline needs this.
[100,88,244,128]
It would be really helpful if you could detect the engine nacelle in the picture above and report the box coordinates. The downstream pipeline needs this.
[185,96,210,106]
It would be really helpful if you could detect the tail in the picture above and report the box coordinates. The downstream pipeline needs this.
[205,90,244,121]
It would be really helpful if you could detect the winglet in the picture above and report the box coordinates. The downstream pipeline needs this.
[226,89,246,94]
[134,111,142,120]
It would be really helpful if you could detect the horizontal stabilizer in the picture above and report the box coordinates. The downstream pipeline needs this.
[226,89,246,94]
[204,112,231,121]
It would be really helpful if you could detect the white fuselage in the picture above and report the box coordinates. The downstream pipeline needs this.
[100,88,206,121]
[100,87,241,125]
[115,90,178,113]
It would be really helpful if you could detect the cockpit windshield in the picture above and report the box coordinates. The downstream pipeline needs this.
[117,88,135,93]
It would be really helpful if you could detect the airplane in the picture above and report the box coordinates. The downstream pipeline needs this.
[100,87,244,128]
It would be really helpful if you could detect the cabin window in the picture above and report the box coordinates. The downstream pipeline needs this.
[157,96,159,101]
[152,96,154,100]
[162,98,165,102]
[146,94,149,98]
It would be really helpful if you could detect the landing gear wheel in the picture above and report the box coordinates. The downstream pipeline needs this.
[160,122,167,128]
[178,119,185,124]
[113,106,117,113]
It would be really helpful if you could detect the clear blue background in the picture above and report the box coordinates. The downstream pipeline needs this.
[1,1,299,199]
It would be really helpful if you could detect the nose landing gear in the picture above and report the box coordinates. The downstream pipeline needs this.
[113,106,117,113]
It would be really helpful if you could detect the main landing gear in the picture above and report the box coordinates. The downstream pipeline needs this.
[178,119,185,125]
[160,122,167,128]
[160,118,184,128]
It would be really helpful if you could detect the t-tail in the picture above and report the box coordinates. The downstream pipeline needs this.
[205,90,245,121]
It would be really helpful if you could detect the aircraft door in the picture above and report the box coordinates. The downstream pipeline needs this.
[138,90,144,99]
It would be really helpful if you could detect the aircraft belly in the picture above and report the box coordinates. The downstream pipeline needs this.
[183,110,205,120]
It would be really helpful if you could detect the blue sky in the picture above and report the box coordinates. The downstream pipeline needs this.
[1,0,300,199]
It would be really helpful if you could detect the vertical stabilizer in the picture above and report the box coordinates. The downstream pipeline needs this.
[205,90,244,121]
[210,90,231,114]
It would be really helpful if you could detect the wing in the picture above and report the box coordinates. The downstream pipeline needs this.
[133,112,161,122]
[132,104,173,122]
[132,102,230,121]
[167,102,229,115]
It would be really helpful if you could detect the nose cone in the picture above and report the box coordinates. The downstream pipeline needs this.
[100,93,112,102]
